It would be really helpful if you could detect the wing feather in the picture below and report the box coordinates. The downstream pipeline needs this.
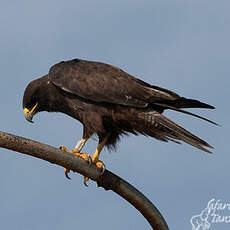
[48,59,180,107]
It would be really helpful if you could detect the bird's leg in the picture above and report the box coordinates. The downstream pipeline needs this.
[60,137,91,179]
[60,137,89,158]
[92,136,109,167]
[84,135,109,185]
[71,138,91,163]
[73,138,88,153]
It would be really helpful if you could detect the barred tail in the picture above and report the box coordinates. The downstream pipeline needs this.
[138,111,214,153]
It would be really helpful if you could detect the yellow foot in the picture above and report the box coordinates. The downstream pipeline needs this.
[94,160,106,174]
[73,151,92,165]
[60,146,92,180]
[83,160,105,187]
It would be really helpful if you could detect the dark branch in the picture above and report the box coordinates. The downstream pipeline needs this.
[0,131,169,230]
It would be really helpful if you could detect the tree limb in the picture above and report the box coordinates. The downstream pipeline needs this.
[0,131,169,230]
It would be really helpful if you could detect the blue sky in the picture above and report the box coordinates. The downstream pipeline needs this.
[0,1,229,229]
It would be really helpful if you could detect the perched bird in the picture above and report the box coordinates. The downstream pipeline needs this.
[23,58,217,184]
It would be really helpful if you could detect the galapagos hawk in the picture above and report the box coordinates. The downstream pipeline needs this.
[23,58,217,184]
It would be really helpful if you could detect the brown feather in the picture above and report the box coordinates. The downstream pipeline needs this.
[22,58,216,153]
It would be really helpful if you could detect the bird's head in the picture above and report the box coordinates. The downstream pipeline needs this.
[23,75,49,123]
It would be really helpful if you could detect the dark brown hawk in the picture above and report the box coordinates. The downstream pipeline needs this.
[23,58,217,184]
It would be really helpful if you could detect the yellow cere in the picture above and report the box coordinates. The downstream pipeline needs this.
[24,108,30,116]
[24,102,38,116]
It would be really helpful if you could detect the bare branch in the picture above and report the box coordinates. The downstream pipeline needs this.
[0,131,169,230]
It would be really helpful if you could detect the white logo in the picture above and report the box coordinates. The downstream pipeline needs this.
[190,198,230,230]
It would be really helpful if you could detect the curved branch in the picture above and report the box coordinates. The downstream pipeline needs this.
[0,131,169,230]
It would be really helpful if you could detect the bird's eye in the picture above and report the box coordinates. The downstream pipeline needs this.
[30,96,37,106]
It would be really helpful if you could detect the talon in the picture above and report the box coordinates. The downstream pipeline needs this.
[84,177,89,187]
[64,168,71,180]
[101,164,106,175]
[75,152,91,164]
[60,145,69,152]
[95,160,106,175]
[88,155,92,166]
[60,146,72,179]
[60,144,105,184]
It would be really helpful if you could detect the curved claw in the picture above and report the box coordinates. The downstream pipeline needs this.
[65,171,71,180]
[64,168,71,180]
[94,160,106,175]
[59,145,93,184]
[88,155,92,166]
[59,145,69,152]
[84,177,89,187]
[100,164,106,175]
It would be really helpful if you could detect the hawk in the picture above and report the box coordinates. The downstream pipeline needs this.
[23,58,217,184]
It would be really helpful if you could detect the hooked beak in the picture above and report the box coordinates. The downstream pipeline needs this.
[24,103,38,123]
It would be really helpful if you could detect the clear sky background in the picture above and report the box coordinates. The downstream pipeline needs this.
[0,1,229,229]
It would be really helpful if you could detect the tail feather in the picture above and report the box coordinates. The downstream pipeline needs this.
[139,111,214,153]
[170,97,215,109]
[154,103,219,126]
